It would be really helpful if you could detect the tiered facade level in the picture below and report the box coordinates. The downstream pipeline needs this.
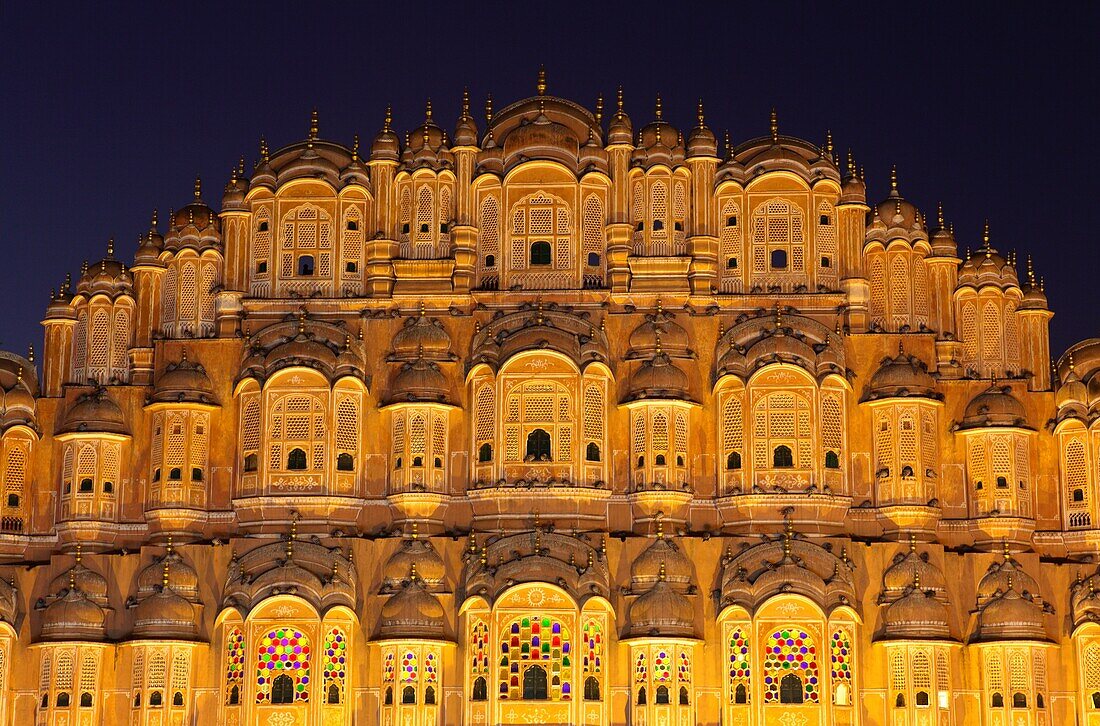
[3,77,1100,725]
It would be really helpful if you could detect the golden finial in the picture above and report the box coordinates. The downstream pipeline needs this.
[908,532,916,553]
[1026,254,1036,284]
[75,543,83,564]
[616,85,624,117]
[462,87,470,117]
[600,536,607,558]
[106,238,115,258]
[595,94,604,126]
[351,134,360,161]
[658,561,667,582]
[411,521,419,540]
[27,344,34,364]
[194,176,203,200]
[150,209,159,231]
[409,562,419,583]
[485,93,493,124]
[982,220,992,253]
[286,518,297,559]
[162,553,171,589]
[1002,539,1011,560]
[237,155,246,177]
[64,271,72,292]
[846,149,855,177]
[1006,573,1014,592]
[724,130,732,160]
[424,98,433,121]
[587,549,594,570]
[1039,275,1045,292]
[775,301,783,328]
[479,545,488,567]
[81,260,89,275]
[536,65,547,96]
[297,309,306,334]
[770,108,778,142]
[654,93,663,120]
[383,105,393,132]
[937,202,945,229]
[890,165,898,193]
[654,327,663,355]
[535,297,544,325]
[343,333,351,351]
[656,519,664,539]
[913,568,922,592]
[69,568,76,591]
[259,136,269,162]
[468,531,477,554]
[824,129,833,158]
[697,99,705,128]
[308,108,319,141]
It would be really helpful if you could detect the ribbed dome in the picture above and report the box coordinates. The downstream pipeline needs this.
[882,551,947,595]
[391,313,452,360]
[132,588,197,639]
[960,385,1028,429]
[371,107,401,162]
[627,577,694,638]
[607,105,633,146]
[874,175,924,236]
[58,389,128,436]
[151,353,217,405]
[1056,369,1088,409]
[686,103,717,158]
[863,349,939,401]
[883,587,951,640]
[76,250,133,298]
[135,552,199,600]
[958,228,1019,290]
[41,589,106,641]
[453,97,479,147]
[631,536,693,591]
[387,358,449,405]
[49,562,108,605]
[978,588,1046,641]
[379,577,446,640]
[169,178,220,233]
[626,353,690,402]
[977,557,1039,601]
[627,309,690,360]
[382,538,446,590]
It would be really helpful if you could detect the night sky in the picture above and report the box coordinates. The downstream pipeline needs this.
[2,4,1097,361]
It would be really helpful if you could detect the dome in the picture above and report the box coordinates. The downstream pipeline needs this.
[391,313,452,360]
[134,212,165,265]
[169,178,220,233]
[151,352,217,405]
[49,562,108,605]
[882,549,947,595]
[369,106,401,162]
[958,227,1020,290]
[379,576,446,640]
[387,357,450,405]
[862,349,939,401]
[135,551,199,600]
[960,385,1028,429]
[40,588,106,641]
[631,535,693,591]
[76,244,133,298]
[686,103,717,158]
[1056,369,1088,409]
[625,353,690,402]
[872,172,924,239]
[978,588,1046,641]
[339,139,370,187]
[382,538,446,591]
[221,166,249,210]
[883,587,951,640]
[453,91,479,147]
[627,307,691,359]
[977,556,1040,602]
[58,389,128,436]
[606,100,632,146]
[404,101,452,170]
[627,575,694,638]
[132,588,197,639]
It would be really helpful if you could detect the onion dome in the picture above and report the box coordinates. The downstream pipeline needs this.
[977,583,1046,641]
[58,388,128,436]
[222,157,249,210]
[883,579,951,640]
[977,552,1040,602]
[132,587,196,639]
[958,385,1028,430]
[632,94,682,167]
[378,568,446,640]
[169,177,220,233]
[627,563,694,638]
[134,211,165,265]
[686,100,717,158]
[276,110,342,184]
[1071,573,1100,625]
[386,356,449,405]
[390,308,453,361]
[1056,366,1087,410]
[625,350,690,402]
[453,89,479,147]
[881,542,947,597]
[371,106,401,162]
[839,153,866,205]
[150,351,217,405]
[76,239,133,298]
[606,87,633,146]
[630,526,693,591]
[861,346,940,401]
[382,533,446,591]
[404,100,453,170]
[0,352,38,426]
[1019,257,1048,310]
[929,204,958,257]
[40,584,106,641]
[339,135,370,187]
[626,302,691,360]
[134,548,199,601]
[49,556,109,606]
[252,137,277,188]
[957,223,1020,290]
[871,167,925,240]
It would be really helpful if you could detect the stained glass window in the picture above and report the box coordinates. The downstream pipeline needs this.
[322,628,346,699]
[255,628,311,703]
[498,616,572,700]
[225,628,244,704]
[424,651,438,684]
[634,652,647,683]
[471,621,490,675]
[383,652,395,683]
[728,627,750,703]
[582,621,602,675]
[678,650,691,682]
[401,651,418,683]
[763,628,818,703]
[830,628,852,696]
[654,649,671,682]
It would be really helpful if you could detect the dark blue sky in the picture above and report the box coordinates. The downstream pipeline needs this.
[1,3,1097,359]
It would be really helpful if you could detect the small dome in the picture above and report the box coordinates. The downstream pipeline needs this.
[627,308,690,359]
[883,587,951,640]
[625,353,690,402]
[58,389,128,436]
[339,141,370,187]
[958,228,1019,290]
[169,178,220,233]
[222,165,249,210]
[391,314,452,360]
[607,107,633,146]
[76,248,133,298]
[379,577,446,640]
[387,358,449,405]
[135,552,199,600]
[839,168,866,205]
[151,353,217,405]
[873,175,923,237]
[631,536,693,591]
[134,216,165,265]
[40,589,106,641]
[977,557,1039,602]
[978,588,1045,641]
[627,577,694,638]
[882,550,947,595]
[132,588,197,639]
[960,385,1028,429]
[686,103,717,158]
[453,93,479,147]
[1056,369,1088,409]
[863,349,939,401]
[382,538,446,591]
[371,108,401,162]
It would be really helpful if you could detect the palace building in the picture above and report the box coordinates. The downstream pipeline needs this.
[2,72,1100,725]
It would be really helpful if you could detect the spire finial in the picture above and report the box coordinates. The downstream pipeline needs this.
[937,202,945,229]
[259,136,269,162]
[782,512,794,557]
[654,326,663,355]
[462,87,470,116]
[536,65,547,96]
[425,98,433,121]
[595,93,604,126]
[908,533,916,553]
[775,301,783,328]
[162,552,171,589]
[824,129,833,158]
[485,93,493,124]
[913,567,922,592]
[770,107,779,142]
[658,561,667,582]
[297,308,307,334]
[194,176,202,200]
[654,93,662,120]
[383,105,393,132]
[656,519,664,539]
[1002,539,1011,560]
[106,238,115,258]
[724,130,732,160]
[75,543,83,564]
[982,220,992,253]
[846,149,855,177]
[410,562,419,583]
[411,521,419,540]
[237,155,245,177]
[890,165,898,193]
[351,134,360,162]
[27,344,34,364]
[150,209,159,232]
[308,107,319,141]
[616,85,624,116]
[1026,254,1036,284]
[697,98,705,128]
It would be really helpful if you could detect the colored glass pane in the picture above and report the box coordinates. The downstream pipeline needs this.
[497,615,572,700]
[830,629,852,683]
[255,628,311,703]
[323,627,347,693]
[762,628,819,704]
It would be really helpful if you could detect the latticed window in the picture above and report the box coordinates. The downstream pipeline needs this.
[502,380,573,464]
[322,627,347,704]
[959,299,978,364]
[498,616,572,701]
[267,394,327,472]
[280,204,333,282]
[252,207,272,284]
[478,195,500,275]
[830,628,853,705]
[821,395,843,468]
[335,396,359,472]
[751,198,805,275]
[224,628,244,705]
[721,394,744,469]
[753,391,812,470]
[1065,438,1090,519]
[255,628,311,703]
[869,254,887,327]
[889,254,911,329]
[508,192,572,277]
[582,194,604,270]
[982,301,1002,369]
[2,437,30,531]
[727,626,750,704]
[763,628,819,703]
[719,200,744,291]
[890,649,906,704]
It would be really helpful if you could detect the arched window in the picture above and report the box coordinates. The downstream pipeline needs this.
[771,249,788,269]
[336,453,354,471]
[825,451,840,469]
[425,686,436,705]
[1093,691,1100,708]
[587,252,600,267]
[472,676,487,701]
[244,453,257,472]
[735,683,747,704]
[656,685,670,704]
[402,685,416,704]
[228,685,239,705]
[780,674,803,704]
[297,255,315,276]
[526,429,552,461]
[726,451,741,470]
[271,675,294,704]
[1075,489,1085,502]
[1012,692,1027,708]
[173,691,184,706]
[79,692,92,708]
[992,692,1004,707]
[149,690,162,706]
[997,476,1008,488]
[679,685,689,705]
[384,686,393,705]
[169,467,181,481]
[485,254,496,268]
[192,466,203,481]
[287,448,307,470]
[637,686,647,705]
[916,690,929,707]
[895,692,906,707]
[586,442,601,462]
[655,454,666,466]
[478,442,493,463]
[57,692,70,707]
[530,241,552,266]
[584,676,600,701]
[773,445,793,468]
[523,665,548,700]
